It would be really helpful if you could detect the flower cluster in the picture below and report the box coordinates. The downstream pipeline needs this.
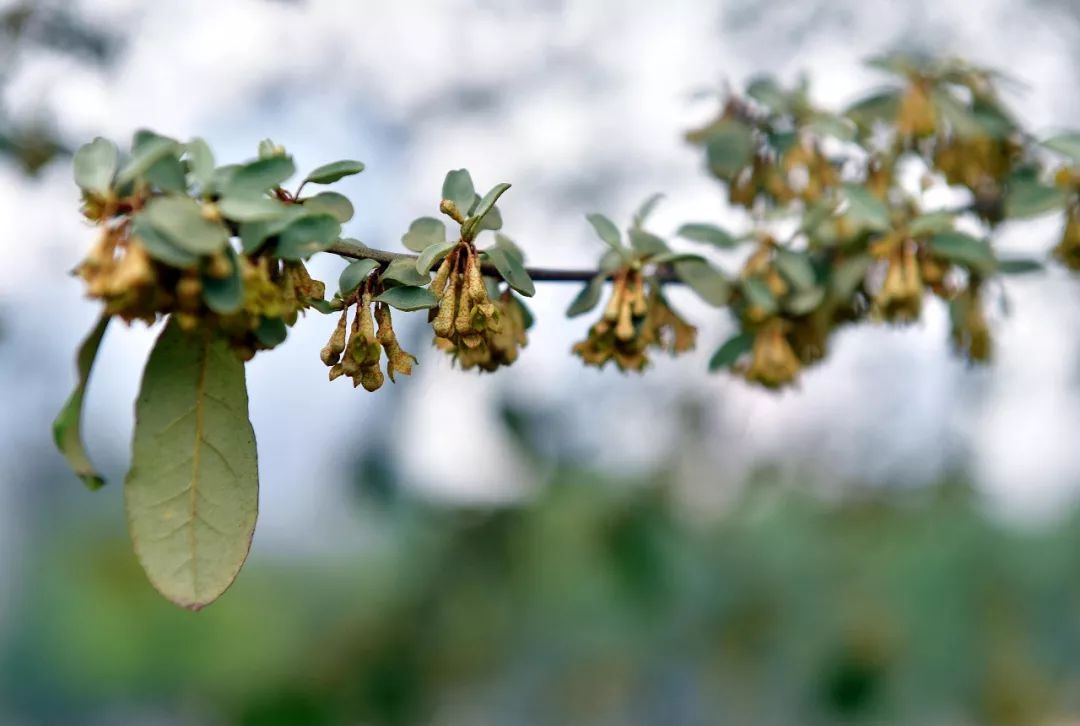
[573,268,696,372]
[429,244,529,371]
[321,280,416,391]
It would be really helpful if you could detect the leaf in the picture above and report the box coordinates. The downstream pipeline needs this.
[125,320,258,610]
[73,138,118,197]
[494,233,525,264]
[931,89,983,138]
[746,76,789,113]
[301,191,354,223]
[676,223,739,248]
[806,113,856,141]
[416,238,459,274]
[628,229,670,256]
[238,206,307,254]
[708,331,754,372]
[998,258,1044,275]
[185,138,215,190]
[909,211,955,236]
[374,285,439,311]
[302,159,364,186]
[275,213,342,260]
[146,154,188,193]
[339,258,380,297]
[1043,133,1080,164]
[463,183,511,240]
[141,196,229,255]
[475,203,503,232]
[201,248,244,314]
[223,156,295,197]
[830,255,872,300]
[567,275,606,317]
[599,249,625,274]
[845,90,901,129]
[929,231,996,274]
[131,216,199,268]
[843,184,891,232]
[257,139,280,159]
[381,257,431,287]
[116,133,181,187]
[586,213,623,252]
[673,259,730,307]
[217,194,293,223]
[255,317,287,347]
[741,277,777,314]
[53,315,111,490]
[1004,175,1066,219]
[632,193,665,228]
[442,169,476,214]
[402,217,447,253]
[774,248,816,290]
[705,120,755,177]
[651,252,706,265]
[785,287,826,315]
[483,245,535,297]
[470,183,511,226]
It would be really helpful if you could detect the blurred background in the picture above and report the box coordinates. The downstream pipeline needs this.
[4,0,1080,723]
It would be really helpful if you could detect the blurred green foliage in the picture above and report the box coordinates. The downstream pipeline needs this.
[5,468,1080,725]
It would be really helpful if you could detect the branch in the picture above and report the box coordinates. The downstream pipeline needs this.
[326,240,679,283]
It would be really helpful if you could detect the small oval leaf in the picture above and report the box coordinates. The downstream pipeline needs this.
[586,213,623,251]
[673,259,730,307]
[303,159,365,185]
[708,331,754,372]
[676,223,738,248]
[374,285,439,311]
[380,257,431,287]
[416,239,459,274]
[567,275,606,317]
[402,217,446,253]
[442,169,476,214]
[275,213,342,260]
[482,245,535,297]
[73,138,119,197]
[224,156,296,197]
[141,196,229,255]
[339,258,380,297]
[301,191,354,222]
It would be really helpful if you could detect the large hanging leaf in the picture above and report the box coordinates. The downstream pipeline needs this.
[125,321,258,610]
[53,315,111,490]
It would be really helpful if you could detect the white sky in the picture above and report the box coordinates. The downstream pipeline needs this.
[3,0,1080,562]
